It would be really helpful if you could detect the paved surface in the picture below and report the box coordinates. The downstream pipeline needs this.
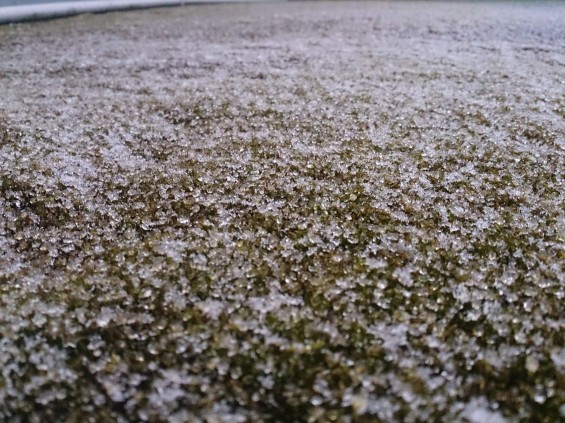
[1,2,564,421]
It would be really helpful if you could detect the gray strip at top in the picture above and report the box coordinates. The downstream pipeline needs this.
[0,0,285,24]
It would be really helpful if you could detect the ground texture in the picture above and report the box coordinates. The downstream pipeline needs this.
[1,2,565,422]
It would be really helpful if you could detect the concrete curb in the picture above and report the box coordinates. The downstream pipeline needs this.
[0,0,284,24]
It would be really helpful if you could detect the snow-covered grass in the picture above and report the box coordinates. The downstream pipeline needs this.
[1,2,564,421]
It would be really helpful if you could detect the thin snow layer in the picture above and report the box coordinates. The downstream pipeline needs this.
[0,2,564,421]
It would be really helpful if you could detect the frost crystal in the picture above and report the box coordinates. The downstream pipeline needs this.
[1,1,564,422]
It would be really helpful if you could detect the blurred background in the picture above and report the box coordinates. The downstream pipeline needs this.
[2,0,85,4]
[1,0,189,5]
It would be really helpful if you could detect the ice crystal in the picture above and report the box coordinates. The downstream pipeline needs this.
[0,1,564,422]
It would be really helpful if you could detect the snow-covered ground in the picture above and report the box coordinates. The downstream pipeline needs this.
[1,2,564,421]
